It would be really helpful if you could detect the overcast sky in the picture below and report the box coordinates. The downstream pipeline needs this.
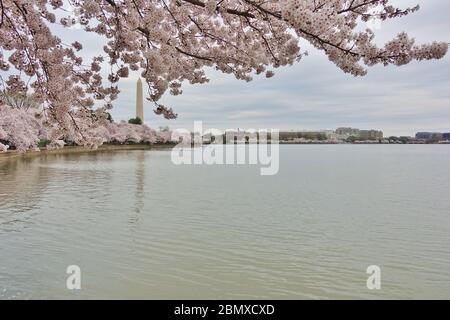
[64,0,449,136]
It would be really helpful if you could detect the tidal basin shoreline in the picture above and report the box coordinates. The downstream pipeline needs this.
[2,142,449,164]
[0,143,175,164]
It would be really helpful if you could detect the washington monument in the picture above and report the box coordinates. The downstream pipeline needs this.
[136,78,144,121]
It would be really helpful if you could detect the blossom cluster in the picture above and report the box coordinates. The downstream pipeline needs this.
[0,104,45,151]
[0,104,172,152]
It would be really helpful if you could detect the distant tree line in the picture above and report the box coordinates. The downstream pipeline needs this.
[279,132,328,141]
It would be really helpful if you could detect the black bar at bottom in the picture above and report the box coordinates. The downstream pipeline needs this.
[0,300,446,319]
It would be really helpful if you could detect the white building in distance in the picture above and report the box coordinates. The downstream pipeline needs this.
[136,78,144,121]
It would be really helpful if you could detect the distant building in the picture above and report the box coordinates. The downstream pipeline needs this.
[433,133,444,141]
[336,127,360,136]
[324,130,338,141]
[442,133,450,141]
[416,132,434,140]
[416,132,443,141]
[136,78,144,121]
[335,127,382,141]
[359,130,383,140]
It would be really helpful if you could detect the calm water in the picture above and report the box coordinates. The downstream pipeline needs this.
[0,145,449,299]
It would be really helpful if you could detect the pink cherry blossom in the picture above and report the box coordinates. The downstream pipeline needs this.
[0,104,172,152]
[46,139,66,150]
[0,142,9,152]
[0,0,448,147]
[0,104,43,151]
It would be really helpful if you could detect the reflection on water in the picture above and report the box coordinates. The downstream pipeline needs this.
[129,151,145,231]
[1,146,450,299]
[0,157,51,232]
